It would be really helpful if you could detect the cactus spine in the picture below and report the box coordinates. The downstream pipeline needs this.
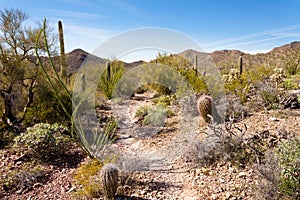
[238,55,243,76]
[100,163,118,199]
[197,95,212,123]
[58,21,67,83]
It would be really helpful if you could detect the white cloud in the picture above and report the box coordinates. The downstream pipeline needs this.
[204,24,300,48]
[46,9,102,19]
[65,24,111,41]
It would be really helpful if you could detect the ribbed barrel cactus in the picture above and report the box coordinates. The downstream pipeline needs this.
[197,95,212,123]
[100,163,118,199]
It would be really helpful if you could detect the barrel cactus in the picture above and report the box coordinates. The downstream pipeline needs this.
[100,163,119,199]
[197,95,212,123]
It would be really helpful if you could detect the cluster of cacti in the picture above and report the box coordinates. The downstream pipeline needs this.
[222,56,243,83]
[197,95,212,123]
[58,21,67,83]
[222,68,240,82]
[270,67,284,88]
[100,163,119,199]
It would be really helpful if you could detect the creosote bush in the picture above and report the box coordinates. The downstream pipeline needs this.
[13,123,71,161]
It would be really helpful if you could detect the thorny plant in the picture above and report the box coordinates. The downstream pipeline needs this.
[34,19,117,159]
[204,114,287,166]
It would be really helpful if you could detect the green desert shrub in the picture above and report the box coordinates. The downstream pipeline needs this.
[153,94,177,107]
[135,105,173,127]
[276,138,300,199]
[256,136,300,200]
[143,105,166,127]
[178,68,208,94]
[13,123,71,161]
[283,78,299,90]
[99,60,124,99]
[2,165,48,194]
[73,159,103,198]
[24,90,72,126]
[73,159,112,198]
[284,56,299,76]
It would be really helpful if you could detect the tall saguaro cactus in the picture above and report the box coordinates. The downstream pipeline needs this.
[58,21,67,83]
[238,55,243,76]
[194,54,198,76]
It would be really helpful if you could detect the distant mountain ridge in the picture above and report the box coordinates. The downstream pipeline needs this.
[65,41,300,75]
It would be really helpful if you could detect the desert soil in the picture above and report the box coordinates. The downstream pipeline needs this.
[1,91,300,200]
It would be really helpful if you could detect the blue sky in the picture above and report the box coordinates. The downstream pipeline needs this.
[1,0,300,61]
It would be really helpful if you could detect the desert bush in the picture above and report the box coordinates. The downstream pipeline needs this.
[2,165,48,194]
[284,56,299,76]
[149,83,172,96]
[256,136,300,199]
[135,106,149,121]
[143,105,166,127]
[153,94,177,107]
[179,68,208,94]
[283,78,300,90]
[99,60,124,99]
[13,123,71,161]
[135,105,172,127]
[73,159,104,198]
[190,121,285,167]
[24,87,72,126]
[0,130,16,148]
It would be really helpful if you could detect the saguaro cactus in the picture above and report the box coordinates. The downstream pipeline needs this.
[197,95,212,123]
[100,163,118,199]
[238,55,243,76]
[58,21,67,83]
[194,54,198,76]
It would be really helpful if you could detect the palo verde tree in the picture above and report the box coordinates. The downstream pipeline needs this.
[0,8,56,128]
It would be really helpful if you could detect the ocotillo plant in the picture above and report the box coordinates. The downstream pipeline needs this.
[238,55,243,76]
[35,19,118,159]
[58,20,67,83]
[100,163,119,200]
[197,95,212,123]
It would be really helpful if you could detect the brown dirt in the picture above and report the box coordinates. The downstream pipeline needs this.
[1,93,299,199]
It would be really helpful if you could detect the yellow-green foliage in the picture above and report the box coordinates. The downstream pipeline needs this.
[99,60,124,99]
[224,65,273,102]
[150,53,208,95]
[153,94,176,107]
[276,138,300,199]
[73,159,104,198]
[13,123,71,161]
[178,68,208,93]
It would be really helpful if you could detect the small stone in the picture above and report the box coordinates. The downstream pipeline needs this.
[225,191,232,199]
[269,117,279,121]
[237,172,247,178]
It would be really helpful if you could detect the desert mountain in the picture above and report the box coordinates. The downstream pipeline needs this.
[65,41,300,75]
